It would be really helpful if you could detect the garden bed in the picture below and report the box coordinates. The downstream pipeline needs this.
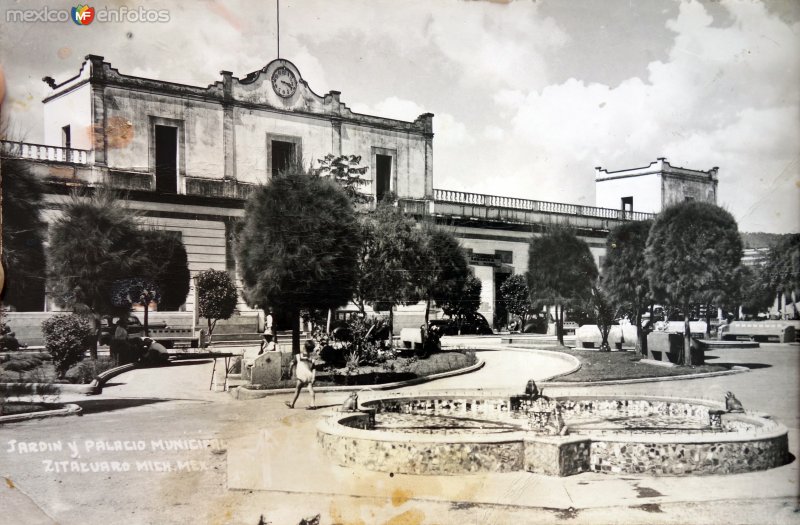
[543,348,730,382]
[1,402,53,416]
[251,350,478,389]
[0,353,117,385]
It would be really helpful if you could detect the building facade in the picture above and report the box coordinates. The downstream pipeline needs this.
[595,158,718,214]
[2,54,720,328]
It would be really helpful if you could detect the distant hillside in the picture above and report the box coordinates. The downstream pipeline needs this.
[740,232,793,249]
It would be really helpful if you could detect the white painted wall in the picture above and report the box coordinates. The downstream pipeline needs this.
[43,84,92,149]
[596,173,662,213]
[234,108,332,184]
[341,124,427,199]
[101,87,226,179]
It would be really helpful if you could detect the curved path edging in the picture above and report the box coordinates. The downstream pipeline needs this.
[503,344,751,386]
[89,363,140,393]
[232,357,486,400]
[0,403,82,424]
[0,362,143,397]
[541,366,749,387]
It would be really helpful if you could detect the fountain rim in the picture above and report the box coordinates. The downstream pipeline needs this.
[317,393,787,446]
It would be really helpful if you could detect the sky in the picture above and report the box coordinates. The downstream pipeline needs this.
[1,0,798,233]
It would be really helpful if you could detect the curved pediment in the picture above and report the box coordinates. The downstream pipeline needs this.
[232,59,336,114]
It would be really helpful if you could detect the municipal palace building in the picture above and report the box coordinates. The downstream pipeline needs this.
[1,55,719,330]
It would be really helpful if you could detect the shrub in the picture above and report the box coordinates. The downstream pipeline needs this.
[41,314,92,379]
[3,357,42,381]
[66,358,116,384]
[196,269,238,345]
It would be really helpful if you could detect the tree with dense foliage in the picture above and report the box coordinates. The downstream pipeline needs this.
[46,191,149,358]
[439,273,483,333]
[739,263,777,318]
[500,274,536,332]
[314,154,370,204]
[602,220,654,354]
[138,230,191,311]
[419,228,470,324]
[0,156,47,311]
[195,269,238,346]
[236,168,361,352]
[41,314,92,379]
[589,285,617,352]
[646,201,742,365]
[527,229,598,346]
[765,234,800,318]
[355,202,428,332]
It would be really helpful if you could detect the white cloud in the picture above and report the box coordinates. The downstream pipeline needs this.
[483,125,505,141]
[2,0,797,232]
[455,0,800,232]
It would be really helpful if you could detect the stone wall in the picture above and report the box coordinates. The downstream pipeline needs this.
[317,430,524,475]
[523,437,591,476]
[590,434,788,476]
[318,394,789,477]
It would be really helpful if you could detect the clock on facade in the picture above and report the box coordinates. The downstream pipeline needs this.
[271,66,297,98]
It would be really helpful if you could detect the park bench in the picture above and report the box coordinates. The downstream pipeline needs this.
[146,326,206,348]
[646,331,705,365]
[400,327,423,349]
[719,322,796,343]
[562,322,579,335]
[575,324,637,350]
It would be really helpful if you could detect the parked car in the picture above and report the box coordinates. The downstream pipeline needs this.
[431,313,493,335]
[98,315,167,345]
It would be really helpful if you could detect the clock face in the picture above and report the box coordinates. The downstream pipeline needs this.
[271,66,297,98]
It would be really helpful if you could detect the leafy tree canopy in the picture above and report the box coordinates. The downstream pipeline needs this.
[766,233,799,296]
[646,201,742,308]
[739,263,776,317]
[602,220,653,313]
[527,228,598,308]
[46,190,149,316]
[500,274,535,321]
[196,269,238,340]
[1,156,47,311]
[237,168,361,315]
[314,154,370,204]
[645,201,742,364]
[137,229,190,311]
[356,202,427,312]
[423,228,470,309]
[440,272,482,320]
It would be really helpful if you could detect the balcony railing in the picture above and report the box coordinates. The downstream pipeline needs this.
[1,140,91,164]
[433,189,655,222]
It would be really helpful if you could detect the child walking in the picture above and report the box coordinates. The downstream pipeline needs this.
[285,340,316,409]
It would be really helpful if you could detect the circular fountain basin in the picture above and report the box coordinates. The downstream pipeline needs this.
[317,392,789,477]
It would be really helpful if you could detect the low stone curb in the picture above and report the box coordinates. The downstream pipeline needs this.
[230,357,486,400]
[0,361,143,397]
[541,365,749,387]
[0,403,82,424]
[89,363,140,394]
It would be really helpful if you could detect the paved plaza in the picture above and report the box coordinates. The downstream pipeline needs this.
[1,341,798,524]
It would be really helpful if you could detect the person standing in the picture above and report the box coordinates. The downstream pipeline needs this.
[285,340,316,410]
[110,316,130,366]
[261,309,275,351]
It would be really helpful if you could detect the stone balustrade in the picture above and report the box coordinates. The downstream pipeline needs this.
[433,188,655,221]
[1,140,90,164]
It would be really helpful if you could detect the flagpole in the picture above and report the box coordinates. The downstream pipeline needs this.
[276,0,280,59]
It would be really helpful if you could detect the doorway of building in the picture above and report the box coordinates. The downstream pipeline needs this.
[376,154,392,202]
[271,140,295,178]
